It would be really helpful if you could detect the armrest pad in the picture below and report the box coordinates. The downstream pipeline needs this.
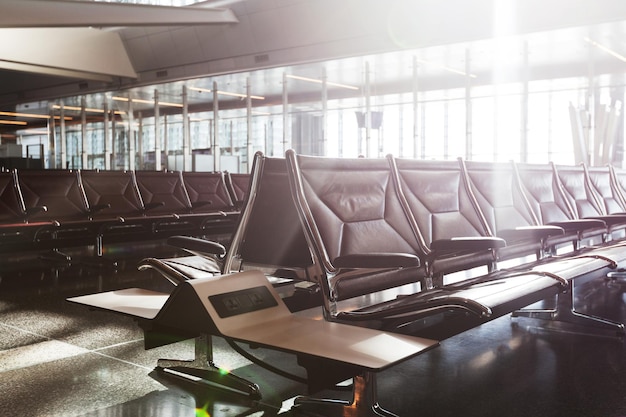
[166,235,226,257]
[144,201,166,211]
[430,236,505,253]
[498,225,564,242]
[89,203,111,214]
[191,200,212,209]
[333,253,420,269]
[585,214,626,227]
[547,219,606,232]
[25,205,47,215]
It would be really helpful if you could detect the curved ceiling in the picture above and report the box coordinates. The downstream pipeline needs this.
[2,0,626,133]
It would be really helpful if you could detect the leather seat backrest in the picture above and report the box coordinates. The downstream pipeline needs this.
[18,169,89,222]
[462,159,537,233]
[225,172,251,208]
[0,171,25,224]
[134,171,193,215]
[554,163,604,218]
[514,162,576,224]
[182,171,235,212]
[80,170,144,218]
[610,165,626,209]
[393,158,491,246]
[286,152,423,271]
[234,156,312,269]
[585,165,626,215]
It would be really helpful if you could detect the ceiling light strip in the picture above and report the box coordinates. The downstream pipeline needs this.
[188,86,265,100]
[52,104,125,115]
[0,111,50,119]
[584,37,626,63]
[286,74,360,90]
[415,59,477,78]
[0,120,27,125]
[112,96,183,108]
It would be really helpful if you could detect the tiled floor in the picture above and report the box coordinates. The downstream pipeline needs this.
[3,243,626,417]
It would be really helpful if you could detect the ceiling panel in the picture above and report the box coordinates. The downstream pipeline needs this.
[4,0,626,134]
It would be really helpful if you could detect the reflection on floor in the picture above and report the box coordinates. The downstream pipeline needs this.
[3,243,626,417]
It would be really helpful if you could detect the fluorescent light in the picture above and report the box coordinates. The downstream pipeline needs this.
[188,86,265,100]
[0,120,27,125]
[584,37,626,63]
[112,96,183,108]
[0,111,50,119]
[286,74,360,90]
[217,90,265,100]
[52,104,124,115]
[0,111,71,121]
[21,129,49,135]
[415,59,477,78]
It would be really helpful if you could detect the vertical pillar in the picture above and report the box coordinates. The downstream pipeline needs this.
[282,72,289,155]
[321,67,328,156]
[81,97,88,169]
[365,61,371,157]
[587,44,596,166]
[338,111,344,157]
[163,115,169,170]
[137,112,144,170]
[412,56,419,159]
[182,85,191,171]
[229,120,233,155]
[520,40,529,163]
[213,81,221,172]
[111,110,117,170]
[103,100,111,170]
[465,48,473,160]
[154,89,161,171]
[48,106,56,169]
[246,77,253,172]
[60,102,67,169]
[128,98,135,171]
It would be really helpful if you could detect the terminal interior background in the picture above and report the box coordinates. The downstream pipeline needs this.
[4,1,626,417]
[3,0,626,170]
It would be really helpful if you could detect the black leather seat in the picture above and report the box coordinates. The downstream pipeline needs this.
[461,159,565,262]
[514,162,607,253]
[390,157,505,287]
[284,150,578,333]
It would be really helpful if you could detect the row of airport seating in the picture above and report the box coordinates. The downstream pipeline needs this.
[0,167,250,260]
[71,151,626,416]
[147,151,626,337]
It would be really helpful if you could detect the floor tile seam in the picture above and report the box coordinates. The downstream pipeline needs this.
[0,322,152,371]
[89,347,153,372]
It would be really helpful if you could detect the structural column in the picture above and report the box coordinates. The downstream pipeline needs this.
[163,115,169,170]
[465,48,473,159]
[59,102,67,169]
[128,98,135,171]
[246,77,253,172]
[182,85,191,171]
[213,81,220,172]
[364,61,371,157]
[321,67,328,156]
[48,106,56,169]
[137,112,144,170]
[111,109,117,170]
[412,56,419,158]
[103,100,111,170]
[81,97,88,169]
[282,72,289,155]
[154,89,161,171]
[520,40,530,163]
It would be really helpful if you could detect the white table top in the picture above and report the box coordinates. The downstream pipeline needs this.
[68,270,438,370]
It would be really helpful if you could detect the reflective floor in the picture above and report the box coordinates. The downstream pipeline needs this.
[3,243,626,417]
